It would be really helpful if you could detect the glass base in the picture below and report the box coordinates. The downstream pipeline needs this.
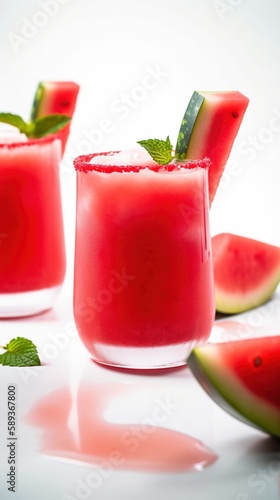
[89,340,201,370]
[0,285,62,318]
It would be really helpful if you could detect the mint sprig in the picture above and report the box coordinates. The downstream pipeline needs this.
[28,114,71,138]
[0,337,41,367]
[137,136,173,165]
[0,113,30,135]
[0,112,71,139]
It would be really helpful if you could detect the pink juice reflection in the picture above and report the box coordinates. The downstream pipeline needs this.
[26,382,218,472]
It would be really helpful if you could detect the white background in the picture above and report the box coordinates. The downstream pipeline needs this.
[1,2,280,500]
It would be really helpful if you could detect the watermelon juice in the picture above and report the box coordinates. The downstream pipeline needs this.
[0,135,66,317]
[73,150,215,369]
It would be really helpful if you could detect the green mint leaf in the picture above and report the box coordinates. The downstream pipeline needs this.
[0,337,41,367]
[137,136,173,165]
[0,112,71,139]
[0,113,31,135]
[29,114,71,138]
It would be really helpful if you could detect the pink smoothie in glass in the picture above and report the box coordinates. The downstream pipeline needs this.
[0,134,66,316]
[73,150,214,368]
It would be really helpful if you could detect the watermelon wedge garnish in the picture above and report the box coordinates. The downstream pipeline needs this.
[30,81,80,155]
[175,91,249,204]
[188,336,280,438]
[212,233,280,314]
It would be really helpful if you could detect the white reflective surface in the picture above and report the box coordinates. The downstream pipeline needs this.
[0,289,279,500]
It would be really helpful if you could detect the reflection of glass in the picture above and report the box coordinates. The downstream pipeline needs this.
[26,382,217,471]
[0,136,66,317]
[73,153,214,369]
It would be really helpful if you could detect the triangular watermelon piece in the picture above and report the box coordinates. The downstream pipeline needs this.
[175,91,249,204]
[188,336,280,437]
[31,81,80,155]
[212,233,280,314]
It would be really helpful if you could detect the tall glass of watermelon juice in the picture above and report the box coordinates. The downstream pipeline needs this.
[0,134,66,317]
[73,150,214,369]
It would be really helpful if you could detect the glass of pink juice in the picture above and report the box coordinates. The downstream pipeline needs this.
[73,150,215,369]
[0,135,66,317]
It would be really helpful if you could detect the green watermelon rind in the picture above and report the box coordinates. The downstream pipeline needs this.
[30,81,80,121]
[215,273,280,314]
[29,81,79,155]
[30,82,45,122]
[213,234,280,314]
[175,91,205,160]
[175,91,249,204]
[188,341,280,438]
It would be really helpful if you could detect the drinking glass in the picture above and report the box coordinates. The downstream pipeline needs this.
[0,135,66,317]
[73,152,214,369]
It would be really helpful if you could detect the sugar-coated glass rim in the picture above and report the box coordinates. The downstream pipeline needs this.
[74,151,211,174]
[0,134,60,150]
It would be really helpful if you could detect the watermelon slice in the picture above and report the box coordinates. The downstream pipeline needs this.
[187,337,280,438]
[175,91,249,204]
[30,81,80,155]
[212,233,280,314]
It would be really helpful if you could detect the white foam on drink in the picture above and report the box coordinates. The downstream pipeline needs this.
[0,124,27,143]
[0,134,28,144]
[89,147,158,166]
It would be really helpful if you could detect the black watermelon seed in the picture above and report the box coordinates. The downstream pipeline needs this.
[253,356,262,367]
